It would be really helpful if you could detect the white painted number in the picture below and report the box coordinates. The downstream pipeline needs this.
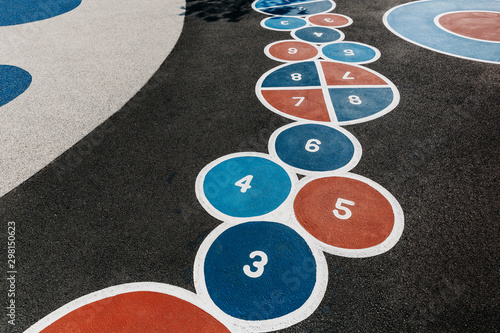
[292,96,305,106]
[288,48,298,54]
[342,71,354,80]
[344,49,355,56]
[235,175,253,193]
[281,20,289,25]
[314,32,323,37]
[291,73,302,81]
[243,251,268,278]
[305,139,321,152]
[324,18,334,22]
[348,95,362,105]
[333,198,355,220]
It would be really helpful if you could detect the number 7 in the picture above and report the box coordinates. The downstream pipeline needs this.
[292,96,305,106]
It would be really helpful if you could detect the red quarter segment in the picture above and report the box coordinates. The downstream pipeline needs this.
[320,61,388,86]
[261,89,331,121]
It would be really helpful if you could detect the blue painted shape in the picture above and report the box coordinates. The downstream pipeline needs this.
[274,123,356,172]
[204,222,317,320]
[260,1,334,16]
[203,156,292,218]
[385,0,500,63]
[0,65,32,108]
[254,0,312,9]
[322,42,378,63]
[329,87,394,122]
[263,16,307,30]
[0,0,82,26]
[294,26,342,44]
[261,61,320,88]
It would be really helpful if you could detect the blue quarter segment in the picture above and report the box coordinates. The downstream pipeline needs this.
[294,26,343,43]
[0,0,82,26]
[322,42,378,63]
[274,123,356,172]
[329,87,394,122]
[0,65,32,108]
[204,222,317,320]
[203,156,292,218]
[261,61,320,88]
[263,16,307,30]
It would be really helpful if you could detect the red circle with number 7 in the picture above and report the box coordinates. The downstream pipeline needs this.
[294,174,397,252]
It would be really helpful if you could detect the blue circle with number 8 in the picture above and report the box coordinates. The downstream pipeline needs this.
[195,221,327,327]
[196,153,296,220]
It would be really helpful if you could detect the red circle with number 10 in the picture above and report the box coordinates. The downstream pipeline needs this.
[293,174,404,257]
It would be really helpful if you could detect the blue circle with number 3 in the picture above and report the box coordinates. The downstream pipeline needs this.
[202,155,293,218]
[203,221,318,320]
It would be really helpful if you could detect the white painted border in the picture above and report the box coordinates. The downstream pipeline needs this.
[305,13,353,28]
[193,220,329,332]
[264,39,320,63]
[255,60,401,126]
[291,172,405,258]
[383,0,500,64]
[268,121,362,176]
[434,10,500,44]
[252,0,336,17]
[195,152,299,224]
[320,41,381,64]
[260,16,308,31]
[24,282,237,333]
[291,26,345,45]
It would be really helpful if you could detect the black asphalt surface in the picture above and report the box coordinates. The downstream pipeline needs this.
[1,0,499,332]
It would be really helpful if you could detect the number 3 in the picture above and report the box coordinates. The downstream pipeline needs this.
[243,251,268,278]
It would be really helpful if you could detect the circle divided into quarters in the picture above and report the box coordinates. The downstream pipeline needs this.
[265,40,320,62]
[269,122,361,175]
[0,65,32,108]
[321,42,381,64]
[196,152,297,222]
[292,26,344,44]
[256,60,400,125]
[307,13,353,28]
[383,0,500,64]
[293,173,404,257]
[261,16,307,31]
[253,0,336,17]
[194,221,328,332]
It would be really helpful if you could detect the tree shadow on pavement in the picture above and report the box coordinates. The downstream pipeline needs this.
[185,0,253,22]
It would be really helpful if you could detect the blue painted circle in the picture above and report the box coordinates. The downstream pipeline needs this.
[272,123,357,173]
[202,155,293,218]
[253,0,335,17]
[293,26,343,44]
[322,42,379,63]
[0,65,32,108]
[0,0,82,26]
[384,0,500,63]
[263,17,307,30]
[203,222,318,320]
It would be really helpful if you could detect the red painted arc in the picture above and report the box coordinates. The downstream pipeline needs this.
[438,11,500,42]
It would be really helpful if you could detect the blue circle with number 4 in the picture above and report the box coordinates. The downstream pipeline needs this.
[292,26,344,44]
[201,221,319,320]
[200,154,293,219]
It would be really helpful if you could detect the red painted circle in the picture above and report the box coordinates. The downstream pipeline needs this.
[294,176,395,249]
[268,41,318,62]
[438,11,500,42]
[308,14,350,27]
[41,291,231,332]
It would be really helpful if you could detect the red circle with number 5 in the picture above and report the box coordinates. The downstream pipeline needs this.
[294,174,397,251]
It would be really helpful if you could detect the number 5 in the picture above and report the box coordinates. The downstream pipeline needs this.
[333,198,355,220]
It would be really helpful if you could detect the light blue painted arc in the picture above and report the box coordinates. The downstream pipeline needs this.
[0,0,82,26]
[0,65,32,107]
[385,0,500,63]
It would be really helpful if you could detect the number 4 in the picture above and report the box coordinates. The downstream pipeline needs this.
[333,198,355,220]
[235,175,253,193]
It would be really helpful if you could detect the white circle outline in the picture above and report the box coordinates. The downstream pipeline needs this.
[305,13,353,28]
[320,41,382,64]
[264,39,321,63]
[434,10,500,44]
[268,121,362,176]
[24,282,236,333]
[195,152,299,224]
[255,60,401,125]
[193,220,329,332]
[260,16,308,31]
[383,0,500,64]
[291,26,345,45]
[291,172,405,258]
[252,0,336,17]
